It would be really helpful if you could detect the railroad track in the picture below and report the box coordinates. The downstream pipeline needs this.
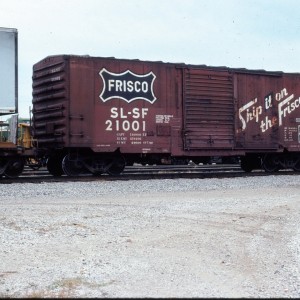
[1,163,298,184]
[21,163,242,177]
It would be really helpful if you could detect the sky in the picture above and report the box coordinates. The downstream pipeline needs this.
[1,0,300,118]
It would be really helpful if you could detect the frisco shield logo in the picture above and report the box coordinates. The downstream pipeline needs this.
[99,68,157,103]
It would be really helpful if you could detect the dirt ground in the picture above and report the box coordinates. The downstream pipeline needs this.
[1,176,300,298]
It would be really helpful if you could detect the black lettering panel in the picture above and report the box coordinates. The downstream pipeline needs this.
[99,68,157,104]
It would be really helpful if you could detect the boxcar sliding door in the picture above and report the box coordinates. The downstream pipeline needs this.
[183,68,235,150]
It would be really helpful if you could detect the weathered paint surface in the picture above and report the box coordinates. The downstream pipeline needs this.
[32,55,300,157]
[235,72,300,151]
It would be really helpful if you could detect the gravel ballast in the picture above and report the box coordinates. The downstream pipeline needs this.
[1,175,300,298]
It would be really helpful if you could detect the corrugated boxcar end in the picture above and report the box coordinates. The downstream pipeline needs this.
[32,55,69,150]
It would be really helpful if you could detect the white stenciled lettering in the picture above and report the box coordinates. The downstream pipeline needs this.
[108,79,115,91]
[105,107,148,132]
[110,107,118,118]
[155,114,174,124]
[132,108,140,118]
[260,116,277,133]
[115,80,122,91]
[134,81,141,92]
[99,69,157,104]
[264,94,272,109]
[51,76,61,81]
[142,108,148,118]
[108,120,146,132]
[238,87,300,134]
[142,82,148,93]
[119,108,127,119]
[276,88,288,101]
[278,94,300,126]
[105,120,112,131]
[107,79,149,93]
[127,81,134,92]
[239,98,262,130]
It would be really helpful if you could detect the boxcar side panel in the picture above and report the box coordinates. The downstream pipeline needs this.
[68,57,94,148]
[33,55,300,163]
[235,72,300,152]
[88,58,180,154]
[33,56,183,155]
[279,74,300,151]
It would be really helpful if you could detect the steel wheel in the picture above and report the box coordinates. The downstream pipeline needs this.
[107,155,126,176]
[240,157,253,172]
[262,154,280,172]
[4,158,25,178]
[292,155,300,171]
[62,154,85,176]
[47,155,64,176]
[0,158,8,176]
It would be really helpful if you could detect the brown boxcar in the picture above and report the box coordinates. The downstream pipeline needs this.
[32,55,300,176]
